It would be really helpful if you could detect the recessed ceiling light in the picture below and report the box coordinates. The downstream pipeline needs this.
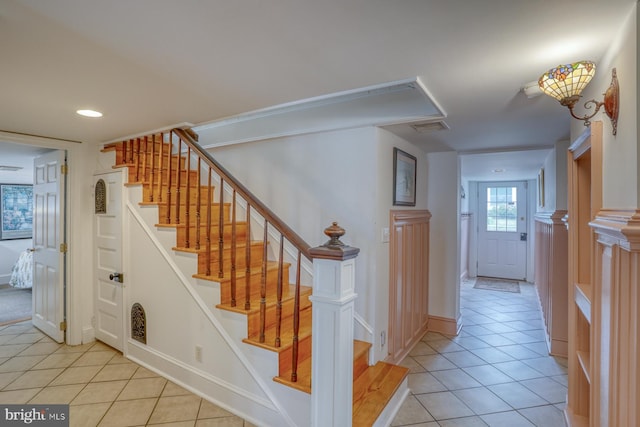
[492,168,505,173]
[76,109,103,118]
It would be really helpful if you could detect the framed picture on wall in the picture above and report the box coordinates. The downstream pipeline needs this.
[1,184,33,240]
[393,148,417,206]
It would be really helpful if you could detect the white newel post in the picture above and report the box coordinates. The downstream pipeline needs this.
[309,222,360,427]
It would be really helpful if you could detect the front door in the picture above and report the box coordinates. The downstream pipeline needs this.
[93,171,124,351]
[32,150,66,342]
[477,181,527,280]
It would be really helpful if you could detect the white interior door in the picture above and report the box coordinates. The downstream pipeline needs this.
[93,171,124,351]
[477,181,527,280]
[32,150,66,342]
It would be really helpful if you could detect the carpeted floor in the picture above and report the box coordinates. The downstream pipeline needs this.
[0,284,32,325]
[473,277,521,293]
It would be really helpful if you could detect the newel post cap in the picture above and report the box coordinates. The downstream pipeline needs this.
[309,222,360,261]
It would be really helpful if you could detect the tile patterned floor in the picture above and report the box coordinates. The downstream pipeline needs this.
[0,322,254,427]
[391,279,568,427]
[0,278,567,427]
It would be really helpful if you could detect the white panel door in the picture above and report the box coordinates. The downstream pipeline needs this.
[32,151,66,342]
[477,181,527,280]
[93,171,124,351]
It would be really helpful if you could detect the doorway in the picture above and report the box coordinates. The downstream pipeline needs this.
[477,181,528,281]
[93,171,124,351]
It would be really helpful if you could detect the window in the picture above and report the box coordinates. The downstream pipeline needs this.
[486,186,517,232]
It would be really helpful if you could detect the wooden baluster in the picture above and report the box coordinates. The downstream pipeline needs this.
[175,137,182,226]
[206,167,212,276]
[135,138,141,182]
[149,135,155,202]
[260,219,267,343]
[275,235,284,347]
[128,139,134,163]
[244,204,251,310]
[157,132,164,203]
[165,132,173,224]
[122,141,127,166]
[184,145,191,248]
[291,250,301,382]
[218,179,224,278]
[142,136,148,186]
[230,190,237,307]
[196,157,201,250]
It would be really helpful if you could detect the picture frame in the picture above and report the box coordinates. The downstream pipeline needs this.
[1,184,33,240]
[393,148,417,206]
[537,168,545,208]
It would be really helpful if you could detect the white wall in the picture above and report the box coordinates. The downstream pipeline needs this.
[204,126,434,362]
[572,4,637,208]
[374,128,429,360]
[539,140,569,214]
[426,151,460,321]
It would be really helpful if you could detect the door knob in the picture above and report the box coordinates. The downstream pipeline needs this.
[109,272,123,283]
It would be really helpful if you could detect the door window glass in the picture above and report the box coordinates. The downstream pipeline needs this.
[486,186,517,232]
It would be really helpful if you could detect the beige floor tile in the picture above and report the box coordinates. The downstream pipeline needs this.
[18,341,63,356]
[0,355,47,373]
[32,352,82,369]
[3,368,64,390]
[198,399,235,419]
[149,395,202,424]
[117,377,167,400]
[0,343,30,358]
[195,418,244,427]
[92,364,138,382]
[0,334,19,344]
[0,387,42,403]
[107,353,132,365]
[0,371,23,389]
[70,402,112,427]
[149,422,195,427]
[99,398,157,426]
[162,381,192,396]
[72,351,116,367]
[6,332,45,344]
[29,383,85,404]
[50,365,102,385]
[132,366,160,379]
[72,380,127,405]
[390,395,435,426]
[54,342,96,354]
[89,341,117,352]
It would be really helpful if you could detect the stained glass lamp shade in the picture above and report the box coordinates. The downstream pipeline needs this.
[538,61,596,107]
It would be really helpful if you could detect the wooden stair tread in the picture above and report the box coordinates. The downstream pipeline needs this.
[243,307,313,352]
[216,284,312,314]
[352,362,409,427]
[274,340,375,395]
[193,261,290,283]
[172,239,264,254]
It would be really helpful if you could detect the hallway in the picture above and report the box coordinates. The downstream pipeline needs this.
[391,279,568,427]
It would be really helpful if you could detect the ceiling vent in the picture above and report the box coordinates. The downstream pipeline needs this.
[0,165,23,172]
[411,120,450,133]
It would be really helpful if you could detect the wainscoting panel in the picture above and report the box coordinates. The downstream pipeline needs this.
[388,210,431,364]
[534,211,568,357]
[589,210,640,427]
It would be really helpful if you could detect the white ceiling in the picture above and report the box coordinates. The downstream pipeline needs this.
[0,0,635,181]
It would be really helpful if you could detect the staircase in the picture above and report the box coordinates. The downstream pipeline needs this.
[104,128,408,426]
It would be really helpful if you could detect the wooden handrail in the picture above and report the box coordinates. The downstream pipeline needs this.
[172,128,313,260]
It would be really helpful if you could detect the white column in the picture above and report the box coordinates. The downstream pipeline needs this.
[309,222,359,427]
